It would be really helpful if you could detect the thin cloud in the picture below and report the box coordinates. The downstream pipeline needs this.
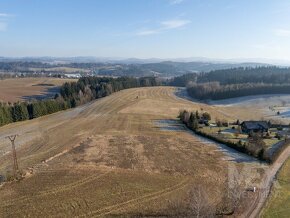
[0,22,7,31]
[0,13,13,32]
[136,19,191,36]
[137,30,160,36]
[0,13,12,17]
[169,0,184,5]
[161,19,191,29]
[274,28,290,37]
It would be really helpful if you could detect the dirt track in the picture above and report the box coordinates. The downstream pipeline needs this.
[244,145,290,218]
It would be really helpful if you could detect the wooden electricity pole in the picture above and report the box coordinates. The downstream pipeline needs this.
[6,135,19,178]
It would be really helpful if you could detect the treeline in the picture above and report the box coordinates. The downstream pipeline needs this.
[168,66,290,100]
[197,66,290,85]
[0,76,159,127]
[168,73,198,87]
[0,99,70,127]
[187,82,290,100]
[0,73,18,80]
[170,66,290,87]
[0,61,50,71]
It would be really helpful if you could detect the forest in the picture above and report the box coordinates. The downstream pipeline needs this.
[169,66,290,100]
[0,76,159,127]
[187,82,290,100]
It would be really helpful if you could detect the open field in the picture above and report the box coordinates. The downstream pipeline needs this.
[262,157,290,218]
[178,88,290,124]
[0,78,77,103]
[0,87,270,217]
[29,67,91,73]
[176,88,277,122]
[208,94,290,125]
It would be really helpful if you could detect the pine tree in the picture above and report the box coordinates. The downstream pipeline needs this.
[12,103,29,122]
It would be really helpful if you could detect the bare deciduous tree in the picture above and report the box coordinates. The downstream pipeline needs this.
[188,186,215,218]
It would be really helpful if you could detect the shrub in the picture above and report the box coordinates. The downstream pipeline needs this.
[216,120,223,127]
[202,112,211,121]
[222,121,229,127]
[275,133,282,140]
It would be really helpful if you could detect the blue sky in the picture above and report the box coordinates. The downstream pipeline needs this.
[1,0,290,60]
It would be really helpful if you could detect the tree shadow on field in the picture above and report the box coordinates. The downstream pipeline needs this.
[21,86,61,101]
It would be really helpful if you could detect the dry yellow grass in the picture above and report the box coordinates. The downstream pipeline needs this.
[0,77,76,103]
[261,158,290,218]
[0,87,264,217]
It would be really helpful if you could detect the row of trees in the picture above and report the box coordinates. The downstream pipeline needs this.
[0,76,159,127]
[170,66,290,87]
[0,98,69,127]
[197,66,290,85]
[186,82,290,100]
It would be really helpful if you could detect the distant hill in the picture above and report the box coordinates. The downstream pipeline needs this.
[139,61,270,77]
[0,57,273,77]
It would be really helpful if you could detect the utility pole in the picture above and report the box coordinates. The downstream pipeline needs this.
[6,135,19,178]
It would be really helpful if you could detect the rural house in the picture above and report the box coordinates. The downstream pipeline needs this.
[241,121,269,134]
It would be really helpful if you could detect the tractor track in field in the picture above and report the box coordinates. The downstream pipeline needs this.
[77,178,191,217]
[1,172,110,207]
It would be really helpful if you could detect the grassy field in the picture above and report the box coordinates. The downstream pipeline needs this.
[262,158,290,218]
[0,77,76,103]
[0,87,266,217]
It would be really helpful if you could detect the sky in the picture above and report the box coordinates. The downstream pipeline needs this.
[1,0,290,61]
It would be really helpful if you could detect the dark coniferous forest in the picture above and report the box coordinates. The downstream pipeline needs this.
[169,66,290,100]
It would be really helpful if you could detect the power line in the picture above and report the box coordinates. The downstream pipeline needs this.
[6,135,19,178]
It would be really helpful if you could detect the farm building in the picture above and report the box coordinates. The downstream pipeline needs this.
[241,121,269,133]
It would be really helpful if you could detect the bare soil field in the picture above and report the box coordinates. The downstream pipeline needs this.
[0,87,267,217]
[0,77,76,103]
